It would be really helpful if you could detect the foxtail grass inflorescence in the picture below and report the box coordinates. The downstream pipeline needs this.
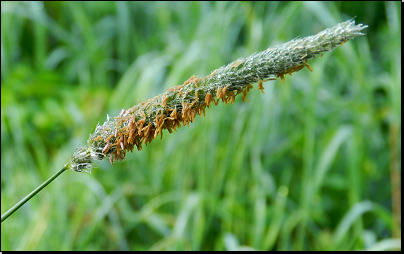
[1,19,368,223]
[66,19,368,173]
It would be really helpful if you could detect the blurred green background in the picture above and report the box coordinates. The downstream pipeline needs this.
[1,1,401,251]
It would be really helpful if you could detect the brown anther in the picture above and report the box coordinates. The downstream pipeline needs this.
[228,92,236,104]
[162,94,169,111]
[109,154,114,165]
[258,81,265,94]
[102,141,110,154]
[207,69,218,78]
[216,87,223,100]
[205,93,213,107]
[222,85,229,103]
[340,39,347,46]
[305,63,313,72]
[242,89,249,103]
[230,59,243,68]
[92,136,104,141]
[170,107,178,120]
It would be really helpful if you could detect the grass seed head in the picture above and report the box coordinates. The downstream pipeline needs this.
[68,19,367,172]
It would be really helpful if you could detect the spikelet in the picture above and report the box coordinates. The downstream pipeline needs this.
[67,19,367,172]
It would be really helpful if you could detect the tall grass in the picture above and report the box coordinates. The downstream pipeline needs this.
[1,1,401,251]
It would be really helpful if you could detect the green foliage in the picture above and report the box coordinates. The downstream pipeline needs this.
[1,1,401,251]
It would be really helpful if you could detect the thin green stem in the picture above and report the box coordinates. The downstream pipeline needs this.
[1,166,67,223]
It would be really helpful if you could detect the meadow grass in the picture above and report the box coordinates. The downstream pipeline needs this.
[1,1,401,251]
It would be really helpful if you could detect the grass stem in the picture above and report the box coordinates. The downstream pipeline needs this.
[1,166,67,223]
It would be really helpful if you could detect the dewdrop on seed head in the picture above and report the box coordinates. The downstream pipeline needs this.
[67,19,367,173]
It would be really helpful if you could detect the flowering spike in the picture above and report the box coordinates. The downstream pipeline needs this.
[68,19,367,172]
